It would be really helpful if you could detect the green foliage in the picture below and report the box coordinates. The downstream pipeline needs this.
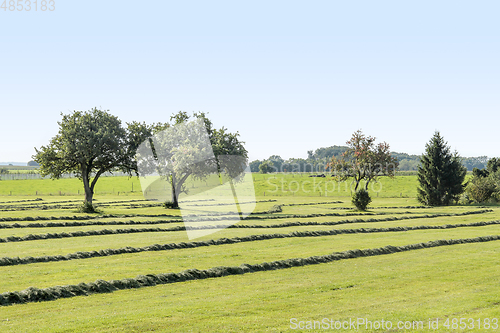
[139,111,248,208]
[33,108,155,205]
[466,159,500,203]
[0,168,8,174]
[417,132,467,206]
[310,146,347,160]
[259,161,274,174]
[267,155,284,172]
[163,201,178,209]
[463,156,489,171]
[465,176,498,204]
[328,130,399,191]
[352,189,372,211]
[27,160,39,167]
[249,160,262,173]
[397,158,420,171]
[78,201,100,214]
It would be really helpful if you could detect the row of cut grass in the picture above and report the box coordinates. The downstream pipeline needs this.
[1,225,499,292]
[0,241,498,332]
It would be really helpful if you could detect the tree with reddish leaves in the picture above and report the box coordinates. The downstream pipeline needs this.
[328,130,398,191]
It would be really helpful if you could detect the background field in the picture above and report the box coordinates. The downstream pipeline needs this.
[0,174,419,198]
[0,174,498,332]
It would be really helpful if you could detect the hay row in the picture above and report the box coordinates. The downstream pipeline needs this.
[328,205,433,210]
[0,210,377,223]
[1,218,500,264]
[0,209,493,232]
[0,219,183,229]
[0,199,163,211]
[2,234,499,306]
[0,207,493,226]
[0,202,162,211]
[0,198,44,204]
[0,213,179,223]
[0,226,185,243]
[183,199,278,207]
[284,201,343,206]
[235,209,493,229]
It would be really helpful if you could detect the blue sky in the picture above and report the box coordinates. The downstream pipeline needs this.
[1,1,499,163]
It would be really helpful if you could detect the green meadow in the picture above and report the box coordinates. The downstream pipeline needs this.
[0,174,498,332]
[0,173,416,197]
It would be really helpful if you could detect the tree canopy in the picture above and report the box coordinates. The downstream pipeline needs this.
[466,157,500,203]
[327,130,398,191]
[417,131,467,206]
[258,161,274,174]
[137,112,248,208]
[33,108,155,208]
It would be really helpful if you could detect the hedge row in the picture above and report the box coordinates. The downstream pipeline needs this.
[0,209,492,231]
[2,234,499,306]
[1,217,499,260]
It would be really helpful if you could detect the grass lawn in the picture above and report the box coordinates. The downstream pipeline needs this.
[0,176,498,332]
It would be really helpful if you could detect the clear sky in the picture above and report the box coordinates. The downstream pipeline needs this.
[1,1,499,163]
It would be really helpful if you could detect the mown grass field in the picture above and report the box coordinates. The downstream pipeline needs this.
[0,174,415,197]
[0,174,499,332]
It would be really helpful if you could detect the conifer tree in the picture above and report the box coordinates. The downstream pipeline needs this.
[417,132,466,205]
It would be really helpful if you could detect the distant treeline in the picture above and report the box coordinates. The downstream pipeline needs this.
[250,146,490,173]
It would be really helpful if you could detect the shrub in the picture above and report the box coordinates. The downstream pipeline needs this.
[352,189,372,211]
[163,201,178,209]
[78,201,100,214]
[465,177,498,204]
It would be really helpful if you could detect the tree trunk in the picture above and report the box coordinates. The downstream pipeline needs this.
[170,173,179,208]
[84,187,93,204]
[81,166,93,205]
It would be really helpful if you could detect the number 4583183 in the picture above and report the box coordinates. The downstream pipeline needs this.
[1,0,55,11]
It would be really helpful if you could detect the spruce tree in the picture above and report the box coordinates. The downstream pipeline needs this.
[417,132,466,206]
